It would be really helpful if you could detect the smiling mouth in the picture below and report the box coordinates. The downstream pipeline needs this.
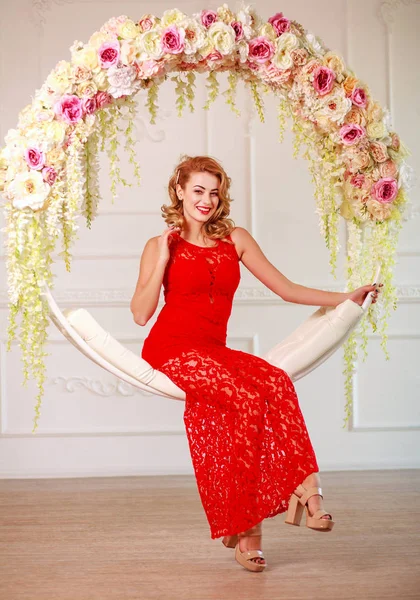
[196,206,211,214]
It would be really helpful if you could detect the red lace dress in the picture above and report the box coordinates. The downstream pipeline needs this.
[141,230,319,539]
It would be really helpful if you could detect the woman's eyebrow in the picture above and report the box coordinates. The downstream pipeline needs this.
[193,185,219,191]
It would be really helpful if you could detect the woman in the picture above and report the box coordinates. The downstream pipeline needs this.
[130,155,382,572]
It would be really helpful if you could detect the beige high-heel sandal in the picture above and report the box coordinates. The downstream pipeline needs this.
[222,533,238,548]
[285,483,334,531]
[232,522,267,572]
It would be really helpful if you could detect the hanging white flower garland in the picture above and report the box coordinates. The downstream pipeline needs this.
[0,4,415,432]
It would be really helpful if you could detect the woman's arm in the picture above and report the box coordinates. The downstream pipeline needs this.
[130,237,168,325]
[231,227,349,308]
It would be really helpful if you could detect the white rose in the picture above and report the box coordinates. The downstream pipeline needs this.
[46,61,73,94]
[315,90,352,125]
[161,8,187,27]
[72,46,100,71]
[8,170,50,211]
[107,65,140,98]
[273,32,299,70]
[305,33,325,57]
[181,19,207,54]
[207,21,236,55]
[117,19,139,40]
[139,29,164,60]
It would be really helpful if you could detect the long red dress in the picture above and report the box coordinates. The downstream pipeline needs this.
[141,230,319,539]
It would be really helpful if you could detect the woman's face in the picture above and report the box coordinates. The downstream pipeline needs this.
[177,171,220,224]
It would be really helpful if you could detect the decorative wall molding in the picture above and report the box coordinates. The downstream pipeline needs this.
[30,0,75,33]
[380,0,420,31]
[350,332,420,432]
[1,285,420,308]
[52,375,155,397]
[30,0,198,33]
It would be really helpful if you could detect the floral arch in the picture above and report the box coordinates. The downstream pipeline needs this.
[0,4,414,433]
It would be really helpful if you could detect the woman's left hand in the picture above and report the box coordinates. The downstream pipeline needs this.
[348,283,383,306]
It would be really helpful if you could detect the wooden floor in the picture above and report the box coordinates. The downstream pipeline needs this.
[1,469,419,599]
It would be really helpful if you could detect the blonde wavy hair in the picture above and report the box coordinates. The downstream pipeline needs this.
[161,155,236,244]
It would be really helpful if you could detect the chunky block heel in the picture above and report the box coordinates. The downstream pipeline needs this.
[284,491,305,526]
[285,483,335,532]
[222,534,238,548]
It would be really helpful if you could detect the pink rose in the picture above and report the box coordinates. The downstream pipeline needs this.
[268,12,291,36]
[54,94,83,123]
[201,10,218,28]
[231,21,244,41]
[25,147,45,170]
[138,14,157,33]
[95,91,113,109]
[161,25,185,54]
[351,87,367,108]
[371,177,398,203]
[340,123,366,145]
[98,40,120,69]
[313,66,336,95]
[248,36,275,64]
[82,96,97,115]
[42,166,57,185]
[390,133,400,151]
[350,174,365,188]
[205,49,223,62]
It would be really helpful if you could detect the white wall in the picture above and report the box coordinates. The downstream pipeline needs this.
[0,0,419,477]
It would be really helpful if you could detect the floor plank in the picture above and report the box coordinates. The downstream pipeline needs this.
[1,469,419,599]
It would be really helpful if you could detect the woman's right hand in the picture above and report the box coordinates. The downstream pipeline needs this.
[157,225,181,263]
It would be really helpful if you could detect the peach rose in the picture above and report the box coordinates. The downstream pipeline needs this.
[346,147,372,172]
[290,48,308,66]
[323,52,345,76]
[366,198,393,220]
[138,14,158,33]
[379,160,398,178]
[367,100,383,122]
[344,106,367,127]
[370,141,389,163]
[343,75,358,96]
[72,65,92,84]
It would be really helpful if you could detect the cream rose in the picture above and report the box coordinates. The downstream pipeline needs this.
[366,120,387,139]
[7,170,51,211]
[315,90,352,124]
[46,62,72,94]
[77,80,98,98]
[118,19,139,40]
[72,46,100,71]
[183,19,207,54]
[207,21,236,55]
[258,23,277,42]
[161,8,186,27]
[273,32,299,70]
[88,32,111,50]
[139,29,165,60]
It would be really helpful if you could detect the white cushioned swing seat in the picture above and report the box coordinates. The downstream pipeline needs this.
[39,265,380,400]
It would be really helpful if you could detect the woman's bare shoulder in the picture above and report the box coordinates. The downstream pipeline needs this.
[229,227,250,260]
